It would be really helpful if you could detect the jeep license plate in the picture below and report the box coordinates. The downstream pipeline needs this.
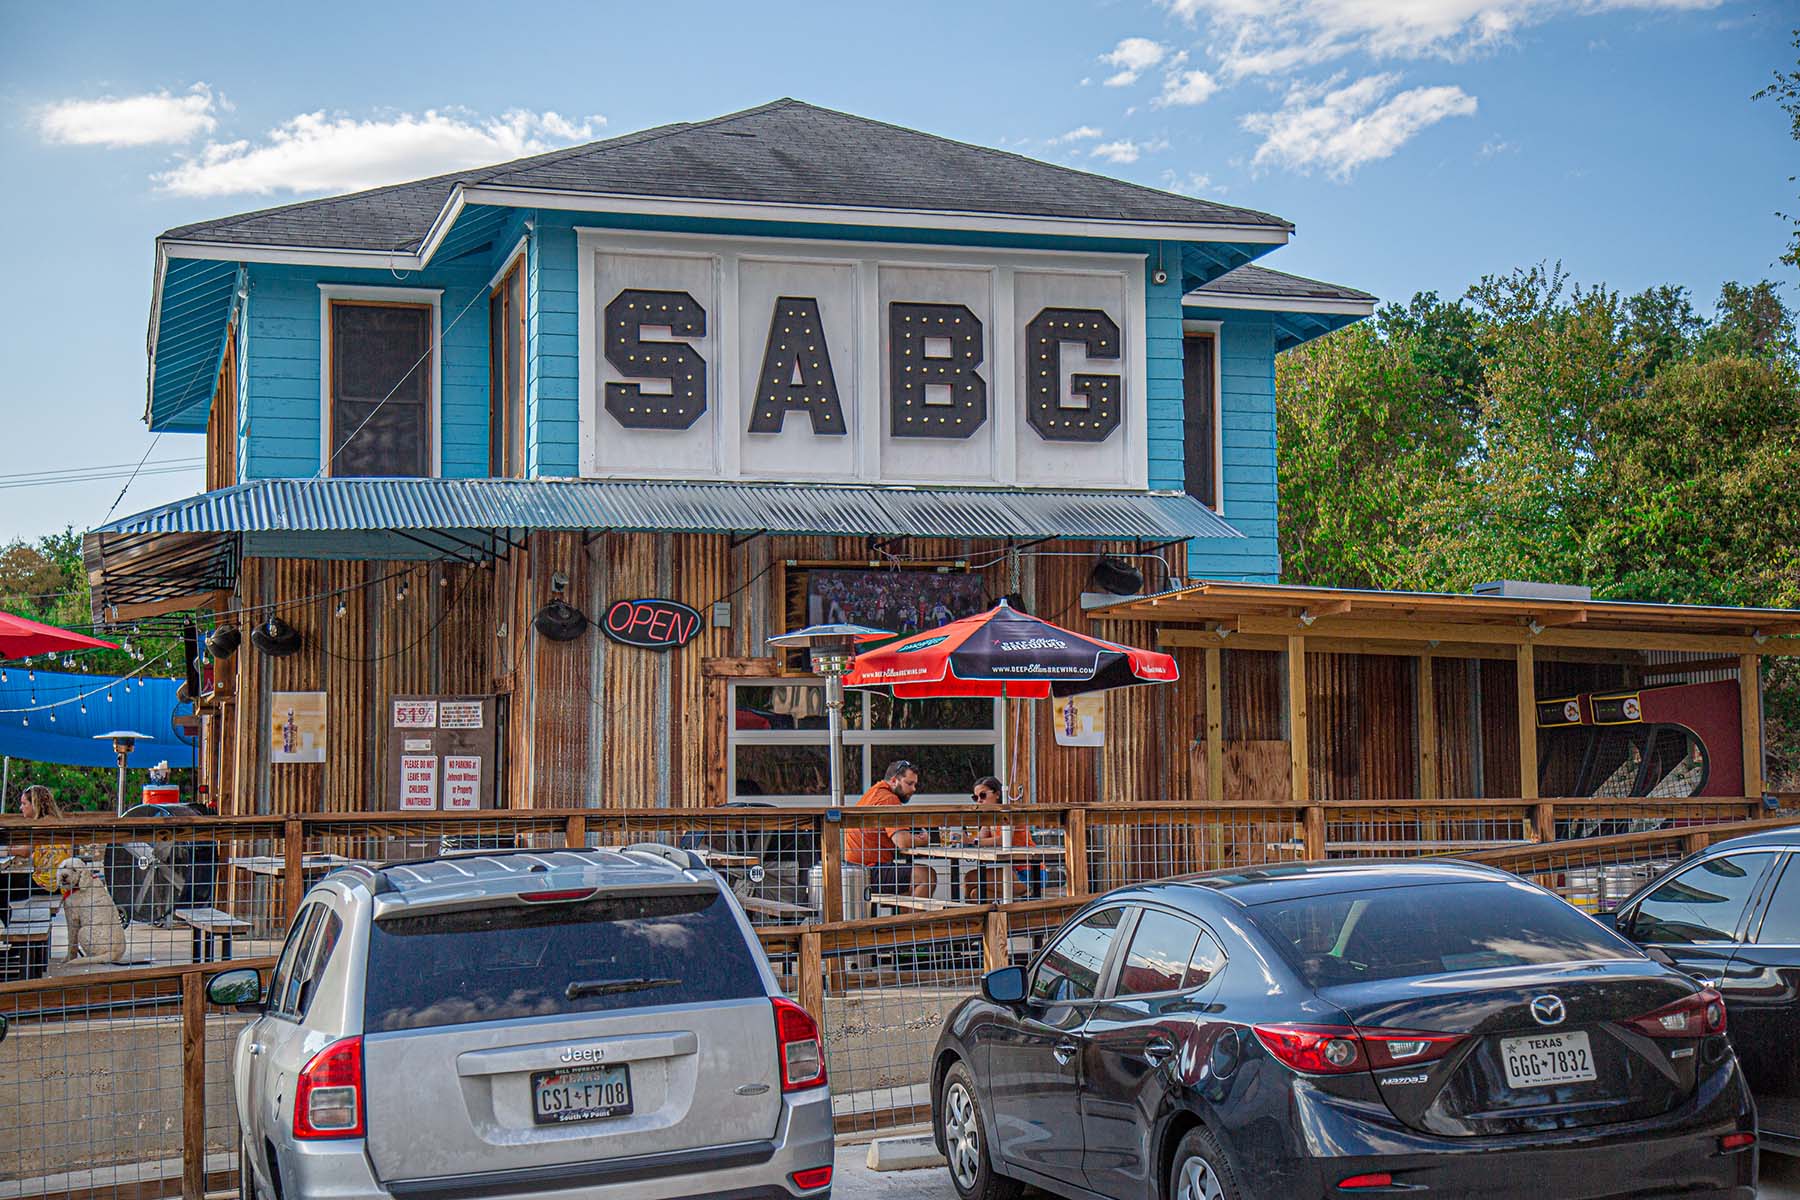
[530,1064,633,1124]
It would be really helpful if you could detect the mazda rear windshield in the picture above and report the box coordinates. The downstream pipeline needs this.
[363,891,764,1032]
[1247,881,1634,988]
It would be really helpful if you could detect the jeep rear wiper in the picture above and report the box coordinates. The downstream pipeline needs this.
[564,977,681,999]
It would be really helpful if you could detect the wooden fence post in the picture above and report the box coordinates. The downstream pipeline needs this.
[565,814,588,849]
[1532,802,1556,844]
[821,814,844,924]
[1686,831,1711,856]
[984,908,1011,974]
[1302,806,1326,861]
[283,817,305,921]
[1064,808,1090,898]
[798,930,825,1030]
[182,969,206,1200]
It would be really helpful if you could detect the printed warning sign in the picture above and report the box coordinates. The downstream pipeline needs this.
[400,755,439,810]
[443,755,482,810]
[438,701,484,729]
[393,699,438,729]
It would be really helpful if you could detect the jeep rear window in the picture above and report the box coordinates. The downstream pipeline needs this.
[363,891,764,1032]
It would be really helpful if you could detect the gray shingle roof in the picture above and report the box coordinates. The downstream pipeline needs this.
[160,99,1291,253]
[1192,263,1376,305]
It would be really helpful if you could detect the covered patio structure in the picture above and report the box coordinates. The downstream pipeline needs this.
[1089,581,1800,851]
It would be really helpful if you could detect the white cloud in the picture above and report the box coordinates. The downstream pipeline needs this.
[1161,170,1220,196]
[1090,139,1145,164]
[38,84,219,148]
[154,108,604,197]
[1157,0,1723,80]
[1049,125,1105,144]
[1100,37,1169,87]
[1156,69,1221,107]
[1243,73,1477,179]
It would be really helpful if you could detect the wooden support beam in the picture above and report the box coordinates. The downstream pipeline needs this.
[984,908,1011,973]
[1531,608,1589,628]
[1228,614,1800,656]
[1517,643,1539,800]
[1417,655,1438,801]
[1302,805,1326,860]
[1301,599,1353,621]
[1064,808,1090,897]
[181,971,206,1200]
[1287,634,1309,804]
[1204,648,1224,804]
[565,814,587,849]
[1741,655,1764,799]
[1532,802,1556,843]
[282,818,305,921]
[798,931,825,1029]
[1158,627,1644,665]
[820,818,844,924]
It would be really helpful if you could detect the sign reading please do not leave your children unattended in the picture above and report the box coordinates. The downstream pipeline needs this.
[385,695,499,811]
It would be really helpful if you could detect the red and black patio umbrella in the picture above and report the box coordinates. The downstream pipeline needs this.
[844,600,1176,698]
[844,600,1177,791]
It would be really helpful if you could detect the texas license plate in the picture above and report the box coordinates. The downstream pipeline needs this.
[1500,1031,1596,1088]
[530,1064,633,1124]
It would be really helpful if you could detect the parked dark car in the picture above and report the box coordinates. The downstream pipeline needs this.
[931,861,1756,1200]
[1603,826,1800,1154]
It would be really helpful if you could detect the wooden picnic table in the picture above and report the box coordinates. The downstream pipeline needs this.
[695,850,760,869]
[227,853,364,876]
[906,845,1062,904]
[1267,838,1535,857]
[738,894,815,921]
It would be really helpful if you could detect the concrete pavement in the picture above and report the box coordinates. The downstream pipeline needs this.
[831,1134,1800,1198]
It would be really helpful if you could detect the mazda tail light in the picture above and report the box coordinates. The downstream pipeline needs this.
[774,998,827,1092]
[1624,988,1727,1039]
[294,1036,363,1139]
[1255,1023,1466,1075]
[1253,1024,1366,1075]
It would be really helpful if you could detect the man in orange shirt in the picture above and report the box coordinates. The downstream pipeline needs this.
[846,760,937,899]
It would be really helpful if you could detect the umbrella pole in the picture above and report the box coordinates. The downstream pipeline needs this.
[826,674,846,809]
[997,684,1008,795]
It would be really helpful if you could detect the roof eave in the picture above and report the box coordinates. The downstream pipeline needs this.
[1183,291,1376,317]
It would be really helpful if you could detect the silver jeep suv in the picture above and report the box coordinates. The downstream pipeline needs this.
[207,845,834,1200]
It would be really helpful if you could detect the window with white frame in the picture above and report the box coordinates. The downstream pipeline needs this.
[728,682,998,804]
[319,285,442,478]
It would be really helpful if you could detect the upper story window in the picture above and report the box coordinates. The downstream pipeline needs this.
[489,261,525,477]
[321,286,441,477]
[1182,325,1220,511]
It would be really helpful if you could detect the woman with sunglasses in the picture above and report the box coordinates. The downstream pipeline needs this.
[965,777,1035,901]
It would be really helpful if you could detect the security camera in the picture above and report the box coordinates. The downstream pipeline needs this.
[1151,268,1169,285]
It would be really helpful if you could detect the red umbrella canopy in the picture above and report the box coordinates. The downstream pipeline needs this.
[0,611,118,661]
[844,601,1177,698]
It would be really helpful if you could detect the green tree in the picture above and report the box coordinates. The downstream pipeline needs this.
[1753,30,1800,273]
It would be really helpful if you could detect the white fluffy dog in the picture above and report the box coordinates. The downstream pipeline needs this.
[54,857,127,966]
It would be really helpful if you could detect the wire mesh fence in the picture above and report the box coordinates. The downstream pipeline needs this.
[0,801,1783,1194]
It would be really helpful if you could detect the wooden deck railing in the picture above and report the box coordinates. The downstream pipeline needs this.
[0,796,1777,1198]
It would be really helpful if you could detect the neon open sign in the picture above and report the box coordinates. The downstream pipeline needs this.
[602,598,703,651]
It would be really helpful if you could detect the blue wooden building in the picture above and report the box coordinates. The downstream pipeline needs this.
[86,99,1372,813]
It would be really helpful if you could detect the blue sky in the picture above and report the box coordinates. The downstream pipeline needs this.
[0,0,1791,539]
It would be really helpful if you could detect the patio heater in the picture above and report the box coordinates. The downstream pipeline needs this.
[765,625,889,807]
[95,730,151,816]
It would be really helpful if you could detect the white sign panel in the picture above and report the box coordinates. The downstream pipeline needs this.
[392,699,437,729]
[438,700,484,730]
[443,755,482,810]
[400,755,439,810]
[578,230,1146,490]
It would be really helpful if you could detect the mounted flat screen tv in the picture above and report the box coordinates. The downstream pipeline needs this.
[805,569,987,636]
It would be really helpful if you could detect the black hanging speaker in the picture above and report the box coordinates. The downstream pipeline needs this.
[1089,556,1145,596]
[208,625,242,659]
[250,617,302,658]
[534,601,590,642]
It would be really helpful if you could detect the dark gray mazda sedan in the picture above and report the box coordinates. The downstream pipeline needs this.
[930,861,1756,1200]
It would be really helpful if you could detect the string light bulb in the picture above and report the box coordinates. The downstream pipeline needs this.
[335,600,347,618]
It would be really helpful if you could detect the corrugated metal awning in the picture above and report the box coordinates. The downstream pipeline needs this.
[86,478,1240,620]
[93,478,1241,541]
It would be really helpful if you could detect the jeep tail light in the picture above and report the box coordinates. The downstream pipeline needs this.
[519,888,597,904]
[1624,988,1726,1039]
[791,1165,834,1190]
[774,998,826,1092]
[294,1036,363,1139]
